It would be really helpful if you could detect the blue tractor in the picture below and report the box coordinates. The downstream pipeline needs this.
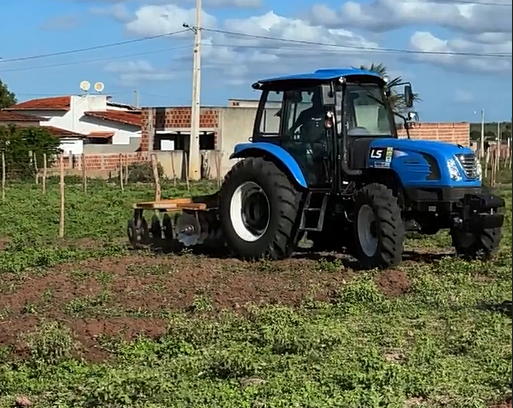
[129,68,505,270]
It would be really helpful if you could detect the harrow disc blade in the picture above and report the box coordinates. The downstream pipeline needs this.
[175,213,202,246]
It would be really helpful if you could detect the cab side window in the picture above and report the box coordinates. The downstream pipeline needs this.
[259,90,283,136]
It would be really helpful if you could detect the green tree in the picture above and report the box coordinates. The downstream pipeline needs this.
[359,63,420,114]
[0,79,17,109]
[0,125,60,179]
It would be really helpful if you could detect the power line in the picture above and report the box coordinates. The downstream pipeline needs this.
[0,45,191,73]
[1,30,510,75]
[0,30,188,64]
[203,28,512,58]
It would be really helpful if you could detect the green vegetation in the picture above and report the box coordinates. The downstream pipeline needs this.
[0,125,61,180]
[0,181,511,408]
[0,78,16,109]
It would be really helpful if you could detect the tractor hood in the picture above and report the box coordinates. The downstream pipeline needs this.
[369,138,473,158]
[367,138,480,188]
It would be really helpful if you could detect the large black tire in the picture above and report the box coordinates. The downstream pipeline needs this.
[352,183,404,269]
[218,157,302,260]
[450,227,502,261]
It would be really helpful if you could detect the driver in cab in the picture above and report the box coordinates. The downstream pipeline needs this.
[286,89,325,141]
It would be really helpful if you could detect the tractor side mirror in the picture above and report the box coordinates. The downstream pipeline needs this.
[320,84,335,106]
[404,84,414,108]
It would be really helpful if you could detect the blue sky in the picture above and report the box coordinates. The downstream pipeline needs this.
[1,0,511,122]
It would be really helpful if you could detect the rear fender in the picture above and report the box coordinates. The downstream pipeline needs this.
[230,142,307,189]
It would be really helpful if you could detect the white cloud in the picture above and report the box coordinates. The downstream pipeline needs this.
[124,4,217,37]
[309,0,512,35]
[118,6,383,84]
[104,60,175,84]
[307,0,512,73]
[408,31,511,73]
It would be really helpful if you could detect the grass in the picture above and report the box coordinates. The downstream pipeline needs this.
[0,180,511,408]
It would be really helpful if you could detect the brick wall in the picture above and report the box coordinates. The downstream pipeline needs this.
[140,107,220,152]
[397,122,470,146]
[61,152,150,171]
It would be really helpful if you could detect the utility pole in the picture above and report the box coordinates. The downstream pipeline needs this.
[480,108,485,158]
[187,0,202,181]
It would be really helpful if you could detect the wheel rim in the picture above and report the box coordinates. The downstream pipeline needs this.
[357,204,378,257]
[229,181,270,242]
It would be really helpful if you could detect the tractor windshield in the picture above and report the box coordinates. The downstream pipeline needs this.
[337,83,395,138]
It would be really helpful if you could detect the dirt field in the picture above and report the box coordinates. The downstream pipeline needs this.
[0,182,511,408]
[0,252,415,360]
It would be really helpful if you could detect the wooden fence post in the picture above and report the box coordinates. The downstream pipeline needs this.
[124,154,129,185]
[184,153,190,191]
[119,153,124,191]
[170,152,177,186]
[151,154,161,201]
[81,153,87,193]
[42,153,47,195]
[1,151,5,201]
[34,153,39,185]
[59,153,65,238]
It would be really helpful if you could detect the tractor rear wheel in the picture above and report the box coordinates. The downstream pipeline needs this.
[219,157,302,260]
[450,227,501,261]
[352,183,404,269]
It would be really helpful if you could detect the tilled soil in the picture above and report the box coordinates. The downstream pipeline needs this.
[0,252,411,361]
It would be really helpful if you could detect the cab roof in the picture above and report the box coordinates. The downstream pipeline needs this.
[253,68,383,89]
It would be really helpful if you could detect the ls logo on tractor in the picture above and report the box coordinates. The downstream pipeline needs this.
[369,148,385,159]
[369,147,393,168]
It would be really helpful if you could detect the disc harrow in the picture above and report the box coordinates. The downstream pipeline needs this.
[127,193,224,251]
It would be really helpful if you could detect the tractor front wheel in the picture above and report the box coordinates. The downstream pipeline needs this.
[450,227,501,261]
[352,183,404,269]
[219,157,302,260]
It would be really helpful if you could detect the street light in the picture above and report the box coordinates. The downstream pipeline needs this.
[473,109,485,158]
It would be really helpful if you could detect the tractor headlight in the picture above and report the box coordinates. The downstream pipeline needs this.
[447,158,462,181]
[476,161,482,181]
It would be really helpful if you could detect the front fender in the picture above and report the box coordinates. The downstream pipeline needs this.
[230,142,307,188]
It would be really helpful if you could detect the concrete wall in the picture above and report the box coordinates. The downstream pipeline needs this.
[83,137,140,154]
[59,138,84,155]
[216,107,257,175]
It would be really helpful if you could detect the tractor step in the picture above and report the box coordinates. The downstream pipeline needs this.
[299,192,329,232]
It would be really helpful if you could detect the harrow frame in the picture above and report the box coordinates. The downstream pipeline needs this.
[128,193,222,250]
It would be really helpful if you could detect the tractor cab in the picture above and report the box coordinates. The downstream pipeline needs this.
[250,68,415,188]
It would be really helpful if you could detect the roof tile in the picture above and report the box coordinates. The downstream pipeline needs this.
[6,96,71,111]
[44,126,87,138]
[0,111,48,122]
[83,110,141,127]
[88,131,115,138]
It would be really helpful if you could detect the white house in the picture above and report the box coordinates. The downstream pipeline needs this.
[4,95,141,154]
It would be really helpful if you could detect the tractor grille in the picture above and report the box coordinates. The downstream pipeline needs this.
[456,153,478,179]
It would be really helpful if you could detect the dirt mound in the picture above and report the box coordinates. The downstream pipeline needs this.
[0,254,356,360]
[0,236,9,251]
[374,269,411,298]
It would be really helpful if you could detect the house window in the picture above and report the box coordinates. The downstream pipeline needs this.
[154,132,216,151]
[88,137,112,144]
